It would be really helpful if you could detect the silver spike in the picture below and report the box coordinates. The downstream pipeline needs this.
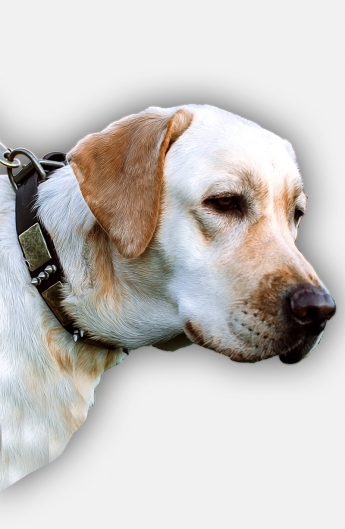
[79,330,84,338]
[73,331,80,342]
[44,264,57,275]
[38,271,50,280]
[31,277,41,286]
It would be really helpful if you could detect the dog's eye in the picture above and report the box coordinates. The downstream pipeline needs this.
[294,208,304,224]
[204,195,243,214]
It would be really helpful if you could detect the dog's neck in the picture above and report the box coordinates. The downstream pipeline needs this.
[0,173,130,490]
[36,165,183,350]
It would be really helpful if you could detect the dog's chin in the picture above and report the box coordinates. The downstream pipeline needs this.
[224,333,324,364]
[184,320,324,365]
[279,334,323,365]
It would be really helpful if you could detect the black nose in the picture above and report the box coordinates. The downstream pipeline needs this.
[289,284,336,332]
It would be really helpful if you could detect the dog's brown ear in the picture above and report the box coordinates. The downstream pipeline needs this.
[68,108,193,258]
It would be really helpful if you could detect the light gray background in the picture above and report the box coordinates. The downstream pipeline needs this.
[0,1,344,527]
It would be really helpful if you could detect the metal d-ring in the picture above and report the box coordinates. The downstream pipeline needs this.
[7,148,47,191]
[0,143,21,169]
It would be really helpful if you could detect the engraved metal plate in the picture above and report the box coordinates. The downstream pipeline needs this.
[18,223,51,271]
[42,282,72,326]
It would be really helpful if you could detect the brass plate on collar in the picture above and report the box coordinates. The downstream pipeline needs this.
[42,281,72,326]
[19,223,52,271]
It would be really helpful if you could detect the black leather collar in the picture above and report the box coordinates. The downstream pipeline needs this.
[15,151,123,351]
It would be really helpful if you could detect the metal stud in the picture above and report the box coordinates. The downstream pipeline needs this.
[38,271,50,280]
[73,331,80,342]
[31,263,57,287]
[44,264,57,275]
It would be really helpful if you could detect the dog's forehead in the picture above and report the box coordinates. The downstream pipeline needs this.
[166,105,303,198]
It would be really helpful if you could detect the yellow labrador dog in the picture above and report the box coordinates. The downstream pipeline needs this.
[0,105,335,489]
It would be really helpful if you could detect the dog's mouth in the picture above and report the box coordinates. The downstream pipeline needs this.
[279,334,322,364]
[184,319,325,365]
[227,331,324,364]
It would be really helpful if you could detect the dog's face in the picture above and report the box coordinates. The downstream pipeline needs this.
[157,106,336,363]
[68,104,335,363]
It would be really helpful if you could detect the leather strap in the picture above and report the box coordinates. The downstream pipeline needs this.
[15,152,121,351]
[16,153,68,297]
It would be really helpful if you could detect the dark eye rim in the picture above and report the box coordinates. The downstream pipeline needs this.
[203,194,245,215]
[294,208,305,223]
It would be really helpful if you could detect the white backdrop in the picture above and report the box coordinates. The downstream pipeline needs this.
[0,1,344,527]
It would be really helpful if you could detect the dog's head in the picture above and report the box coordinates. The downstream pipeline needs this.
[68,104,335,364]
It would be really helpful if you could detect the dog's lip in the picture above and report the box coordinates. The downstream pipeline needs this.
[279,334,320,365]
[279,348,305,364]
